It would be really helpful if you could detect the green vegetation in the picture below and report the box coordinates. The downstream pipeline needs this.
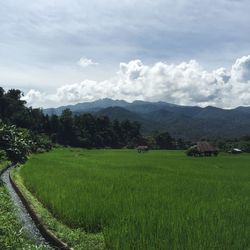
[0,160,8,172]
[216,136,250,153]
[12,168,105,250]
[44,97,250,140]
[1,87,250,250]
[0,162,45,249]
[0,122,52,163]
[0,185,41,249]
[19,149,250,249]
[0,122,32,163]
[0,87,144,149]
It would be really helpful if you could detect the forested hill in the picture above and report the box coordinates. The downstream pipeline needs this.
[44,99,250,140]
[0,88,143,150]
[1,87,250,152]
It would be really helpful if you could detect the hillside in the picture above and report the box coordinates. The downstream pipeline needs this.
[44,98,129,115]
[43,99,250,140]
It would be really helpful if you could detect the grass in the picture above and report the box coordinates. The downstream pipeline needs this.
[0,161,45,249]
[0,160,8,172]
[19,148,250,249]
[12,168,105,250]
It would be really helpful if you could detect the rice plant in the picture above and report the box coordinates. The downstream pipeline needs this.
[20,149,250,249]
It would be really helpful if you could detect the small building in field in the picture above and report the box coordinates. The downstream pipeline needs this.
[136,145,149,153]
[187,142,219,157]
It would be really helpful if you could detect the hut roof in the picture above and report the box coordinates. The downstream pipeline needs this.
[197,142,218,152]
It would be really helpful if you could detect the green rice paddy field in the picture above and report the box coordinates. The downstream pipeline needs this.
[19,149,250,249]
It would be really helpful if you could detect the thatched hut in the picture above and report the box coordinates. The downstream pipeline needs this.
[187,142,219,157]
[136,145,149,153]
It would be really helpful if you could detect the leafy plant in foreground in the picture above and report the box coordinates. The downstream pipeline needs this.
[0,122,32,163]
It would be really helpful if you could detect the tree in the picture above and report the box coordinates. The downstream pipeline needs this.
[0,122,32,163]
[240,141,250,153]
[155,132,175,149]
[0,87,4,97]
[0,86,146,149]
[58,109,74,145]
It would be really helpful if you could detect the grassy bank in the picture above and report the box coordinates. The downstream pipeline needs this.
[12,167,105,250]
[0,161,8,171]
[0,161,45,249]
[19,149,250,249]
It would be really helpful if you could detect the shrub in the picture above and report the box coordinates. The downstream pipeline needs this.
[0,149,7,161]
[239,141,250,153]
[186,147,199,156]
[0,122,32,163]
[32,133,52,152]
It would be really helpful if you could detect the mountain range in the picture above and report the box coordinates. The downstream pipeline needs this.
[44,99,250,140]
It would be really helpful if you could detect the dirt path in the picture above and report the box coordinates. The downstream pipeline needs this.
[1,165,52,249]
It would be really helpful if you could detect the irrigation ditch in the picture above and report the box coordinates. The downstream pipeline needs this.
[0,164,73,250]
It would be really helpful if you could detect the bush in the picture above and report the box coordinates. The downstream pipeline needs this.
[239,141,250,153]
[32,133,53,152]
[0,122,53,162]
[0,122,32,163]
[0,149,7,161]
[186,146,199,156]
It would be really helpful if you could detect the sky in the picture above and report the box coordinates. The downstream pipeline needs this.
[0,0,250,108]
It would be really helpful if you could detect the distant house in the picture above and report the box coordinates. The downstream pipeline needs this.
[187,142,219,157]
[230,148,242,154]
[136,145,149,153]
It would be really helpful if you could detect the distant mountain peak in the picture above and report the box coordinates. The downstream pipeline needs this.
[43,98,250,140]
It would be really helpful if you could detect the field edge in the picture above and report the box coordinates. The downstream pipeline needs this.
[0,161,47,249]
[12,164,105,250]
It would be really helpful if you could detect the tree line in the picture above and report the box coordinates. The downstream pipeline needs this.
[2,87,250,164]
[0,87,208,151]
[0,87,184,151]
[214,136,250,153]
[0,87,144,150]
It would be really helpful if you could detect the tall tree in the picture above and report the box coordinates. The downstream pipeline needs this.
[155,132,175,149]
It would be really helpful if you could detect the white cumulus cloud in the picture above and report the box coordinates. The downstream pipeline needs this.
[23,89,44,105]
[78,57,98,68]
[231,55,250,83]
[24,55,250,109]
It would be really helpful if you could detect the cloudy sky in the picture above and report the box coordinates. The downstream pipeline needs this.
[1,0,250,108]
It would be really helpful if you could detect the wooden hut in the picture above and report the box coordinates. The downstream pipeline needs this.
[136,145,149,153]
[187,142,219,156]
